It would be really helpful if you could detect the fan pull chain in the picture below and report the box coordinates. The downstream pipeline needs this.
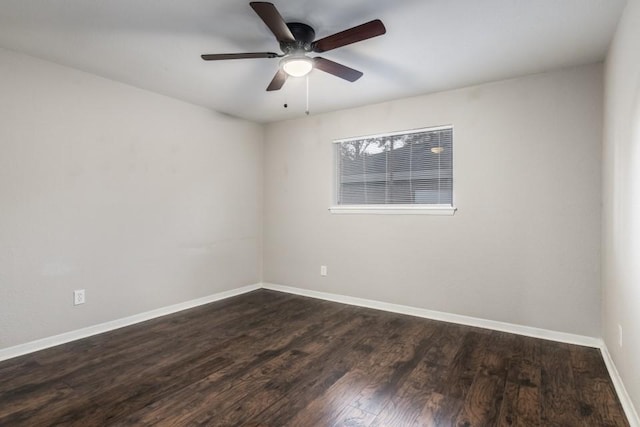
[305,75,310,115]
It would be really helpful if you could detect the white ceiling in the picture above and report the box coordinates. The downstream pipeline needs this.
[0,0,626,123]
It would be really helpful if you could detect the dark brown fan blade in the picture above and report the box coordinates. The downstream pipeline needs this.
[312,19,386,53]
[201,52,280,60]
[250,2,295,43]
[313,57,363,82]
[267,69,288,91]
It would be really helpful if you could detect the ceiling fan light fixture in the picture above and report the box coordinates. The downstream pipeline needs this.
[281,55,313,77]
[201,2,386,91]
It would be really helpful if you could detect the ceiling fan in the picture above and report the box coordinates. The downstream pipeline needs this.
[201,2,386,91]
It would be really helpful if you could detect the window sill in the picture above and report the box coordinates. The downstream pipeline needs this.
[328,205,457,215]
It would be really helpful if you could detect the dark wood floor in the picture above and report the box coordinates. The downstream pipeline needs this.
[0,290,629,426]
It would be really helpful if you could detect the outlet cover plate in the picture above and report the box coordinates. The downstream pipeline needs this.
[74,289,86,305]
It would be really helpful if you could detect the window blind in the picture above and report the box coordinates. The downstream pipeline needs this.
[335,126,453,205]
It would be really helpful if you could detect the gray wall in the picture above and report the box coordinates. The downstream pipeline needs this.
[603,0,640,413]
[263,64,603,337]
[0,48,263,349]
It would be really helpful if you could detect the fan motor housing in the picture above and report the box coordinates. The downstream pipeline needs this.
[281,22,315,53]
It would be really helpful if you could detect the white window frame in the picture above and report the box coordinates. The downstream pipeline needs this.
[329,125,457,215]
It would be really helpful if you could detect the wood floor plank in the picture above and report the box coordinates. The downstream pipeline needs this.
[413,392,448,426]
[117,299,360,425]
[496,334,542,426]
[370,323,465,426]
[0,289,631,426]
[55,354,234,426]
[280,313,431,426]
[454,331,514,426]
[569,345,630,427]
[251,308,404,426]
[426,329,484,425]
[539,342,585,426]
[190,309,372,426]
[0,382,83,426]
[332,405,377,427]
[348,319,439,416]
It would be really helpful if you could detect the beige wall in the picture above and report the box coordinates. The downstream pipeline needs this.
[264,64,603,337]
[0,48,263,349]
[603,0,640,414]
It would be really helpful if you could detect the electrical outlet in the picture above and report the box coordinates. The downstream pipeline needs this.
[320,265,327,276]
[74,289,86,305]
[618,324,623,348]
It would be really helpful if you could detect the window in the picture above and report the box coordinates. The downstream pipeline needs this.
[331,126,455,215]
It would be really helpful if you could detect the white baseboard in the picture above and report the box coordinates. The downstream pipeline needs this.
[261,283,601,347]
[0,281,600,362]
[600,345,640,427]
[0,283,261,363]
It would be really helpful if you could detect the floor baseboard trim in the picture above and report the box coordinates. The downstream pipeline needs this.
[600,345,640,427]
[261,282,602,348]
[0,283,261,363]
